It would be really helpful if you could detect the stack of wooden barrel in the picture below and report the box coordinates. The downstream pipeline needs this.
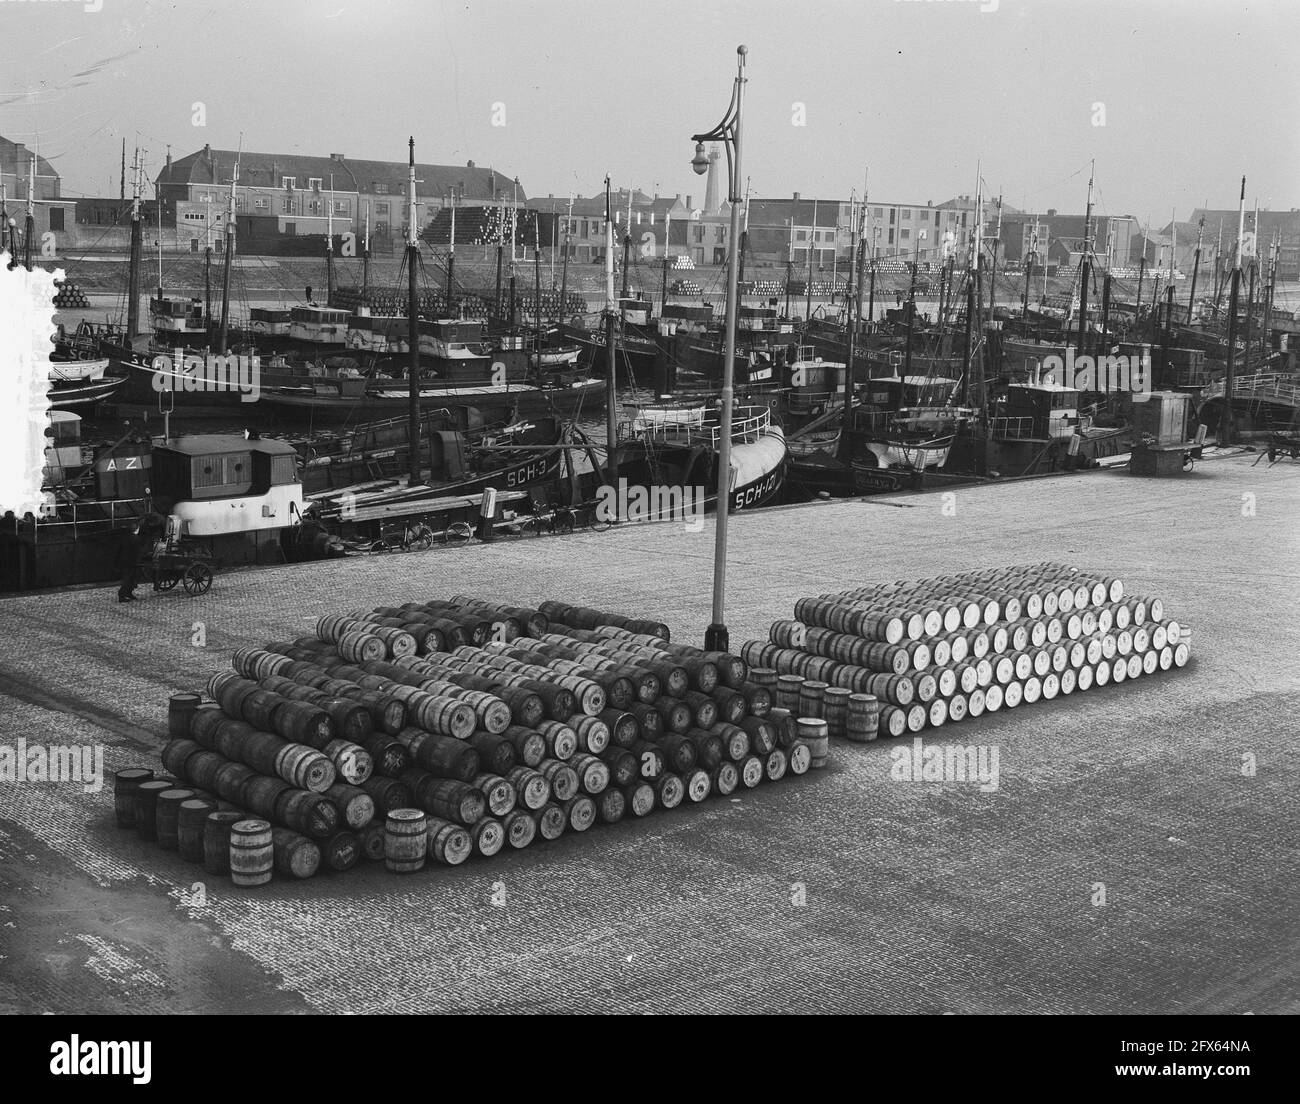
[740,563,1192,739]
[117,596,819,886]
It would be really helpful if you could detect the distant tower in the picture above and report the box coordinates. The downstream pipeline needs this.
[704,146,722,215]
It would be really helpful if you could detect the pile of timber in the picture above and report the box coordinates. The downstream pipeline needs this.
[114,596,819,886]
[739,563,1193,740]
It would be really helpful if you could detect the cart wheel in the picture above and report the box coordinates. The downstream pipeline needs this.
[183,563,213,595]
[156,572,180,591]
[444,522,473,544]
[1182,453,1195,472]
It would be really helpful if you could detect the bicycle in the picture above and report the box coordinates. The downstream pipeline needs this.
[374,518,436,553]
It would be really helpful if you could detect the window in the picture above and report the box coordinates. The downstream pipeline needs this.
[282,176,295,190]
[281,197,294,213]
[874,207,883,218]
[934,211,940,224]
[308,178,322,191]
[715,227,725,243]
[376,203,389,215]
[901,228,910,240]
[49,208,65,231]
[693,226,705,243]
[888,229,895,244]
[254,195,269,210]
[190,238,199,253]
[373,183,389,195]
[235,195,245,210]
[889,209,896,224]
[962,213,968,226]
[902,209,911,220]
[308,200,323,215]
[334,200,348,214]
[796,230,806,242]
[197,192,211,202]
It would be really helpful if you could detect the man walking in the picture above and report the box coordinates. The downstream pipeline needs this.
[117,516,159,603]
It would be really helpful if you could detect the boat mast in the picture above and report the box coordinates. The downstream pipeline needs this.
[560,193,572,323]
[446,185,456,303]
[126,148,143,341]
[805,196,817,321]
[660,207,669,315]
[620,189,632,300]
[738,175,750,284]
[1222,176,1245,446]
[203,195,212,345]
[1242,197,1258,374]
[23,147,35,270]
[362,202,371,299]
[837,199,866,463]
[603,176,618,489]
[494,199,504,322]
[1186,211,1204,323]
[325,173,335,305]
[533,214,542,358]
[963,185,978,412]
[406,137,421,484]
[987,193,1002,322]
[1077,161,1093,357]
[218,157,237,354]
[156,177,164,298]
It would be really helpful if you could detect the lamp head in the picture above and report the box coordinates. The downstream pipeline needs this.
[691,142,709,176]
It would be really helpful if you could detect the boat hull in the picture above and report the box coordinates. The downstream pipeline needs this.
[260,379,608,422]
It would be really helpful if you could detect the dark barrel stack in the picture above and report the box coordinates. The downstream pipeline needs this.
[116,595,819,886]
[741,562,1193,739]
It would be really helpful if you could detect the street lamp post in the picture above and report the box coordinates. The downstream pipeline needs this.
[692,44,746,654]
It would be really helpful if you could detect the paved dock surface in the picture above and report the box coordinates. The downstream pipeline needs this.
[1,450,1297,1014]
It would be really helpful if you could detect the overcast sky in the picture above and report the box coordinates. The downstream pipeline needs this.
[2,0,1296,227]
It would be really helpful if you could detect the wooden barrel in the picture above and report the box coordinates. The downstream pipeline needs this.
[620,780,655,816]
[113,767,154,828]
[155,788,195,850]
[786,740,812,776]
[273,700,335,749]
[468,732,517,776]
[201,810,245,875]
[323,782,375,829]
[185,751,224,793]
[736,682,771,718]
[337,630,387,664]
[270,827,321,879]
[505,766,550,809]
[845,693,879,742]
[652,695,693,733]
[655,733,698,774]
[709,722,750,762]
[167,692,201,739]
[598,745,641,786]
[562,794,597,831]
[229,819,274,886]
[567,752,611,795]
[472,772,516,817]
[534,720,578,761]
[360,733,409,778]
[319,830,361,872]
[503,808,537,848]
[710,761,739,796]
[738,717,777,757]
[568,715,610,755]
[134,780,174,841]
[535,803,567,840]
[274,789,340,839]
[822,686,851,737]
[764,747,789,782]
[359,822,386,861]
[176,797,216,861]
[588,670,635,711]
[384,808,427,873]
[597,787,626,824]
[499,725,545,768]
[597,708,639,748]
[678,691,715,730]
[414,777,487,825]
[628,702,665,740]
[652,773,684,809]
[321,738,372,784]
[274,744,336,793]
[538,760,580,803]
[877,705,909,738]
[738,755,764,789]
[680,767,711,803]
[983,684,1004,711]
[468,817,505,857]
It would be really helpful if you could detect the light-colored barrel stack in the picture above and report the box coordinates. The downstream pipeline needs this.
[129,595,821,887]
[742,563,1193,740]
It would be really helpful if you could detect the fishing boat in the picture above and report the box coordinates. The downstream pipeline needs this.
[601,401,787,517]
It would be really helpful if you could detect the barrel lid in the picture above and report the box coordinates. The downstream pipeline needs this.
[157,788,195,802]
[114,767,154,781]
[387,807,425,822]
[179,798,215,811]
[136,779,175,793]
[206,809,245,825]
[233,818,271,832]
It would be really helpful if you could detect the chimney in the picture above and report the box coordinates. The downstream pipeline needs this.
[686,195,692,210]
[467,159,475,169]
[330,153,345,161]
[704,146,722,215]
[793,191,801,202]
